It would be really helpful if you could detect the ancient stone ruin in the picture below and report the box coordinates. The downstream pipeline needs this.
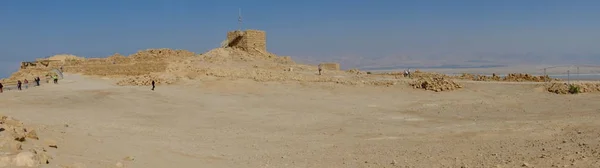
[224,29,267,52]
[319,63,340,71]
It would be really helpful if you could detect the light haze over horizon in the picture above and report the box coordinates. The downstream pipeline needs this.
[1,0,600,78]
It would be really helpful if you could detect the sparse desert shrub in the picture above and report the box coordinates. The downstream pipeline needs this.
[568,84,581,94]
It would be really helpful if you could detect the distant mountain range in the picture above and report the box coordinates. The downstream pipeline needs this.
[295,52,600,70]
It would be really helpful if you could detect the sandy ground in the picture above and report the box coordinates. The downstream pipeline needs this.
[1,73,600,168]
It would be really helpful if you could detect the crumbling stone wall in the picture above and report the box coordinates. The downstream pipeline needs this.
[319,63,340,71]
[226,30,267,51]
[20,60,61,69]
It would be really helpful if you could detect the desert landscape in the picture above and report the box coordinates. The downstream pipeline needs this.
[1,30,600,168]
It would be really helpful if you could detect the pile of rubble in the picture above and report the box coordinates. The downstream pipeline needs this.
[545,82,600,94]
[410,77,462,92]
[0,115,54,167]
[458,73,501,81]
[346,68,366,75]
[504,73,553,82]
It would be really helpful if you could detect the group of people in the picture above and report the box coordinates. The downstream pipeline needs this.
[0,76,58,93]
[16,77,43,90]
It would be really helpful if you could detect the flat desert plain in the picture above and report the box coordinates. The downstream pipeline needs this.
[1,74,600,168]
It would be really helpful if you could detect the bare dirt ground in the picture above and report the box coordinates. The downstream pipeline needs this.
[1,73,600,168]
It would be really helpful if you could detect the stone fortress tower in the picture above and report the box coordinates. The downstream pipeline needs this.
[224,29,267,52]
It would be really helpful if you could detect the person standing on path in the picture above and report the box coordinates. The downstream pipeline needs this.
[318,64,322,75]
[35,77,40,86]
[17,80,22,90]
[52,75,58,84]
[24,79,29,89]
[151,80,155,91]
[0,82,3,93]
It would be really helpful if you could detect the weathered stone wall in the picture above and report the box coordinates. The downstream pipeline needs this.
[226,30,267,51]
[319,63,340,71]
[20,60,62,70]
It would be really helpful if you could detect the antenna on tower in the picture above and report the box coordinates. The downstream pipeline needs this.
[238,8,243,31]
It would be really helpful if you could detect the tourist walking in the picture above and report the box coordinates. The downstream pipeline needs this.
[35,77,40,86]
[0,82,3,93]
[24,79,29,89]
[318,64,322,75]
[52,75,58,84]
[17,80,22,90]
[151,80,155,91]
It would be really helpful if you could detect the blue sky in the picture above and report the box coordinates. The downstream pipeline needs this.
[1,0,600,77]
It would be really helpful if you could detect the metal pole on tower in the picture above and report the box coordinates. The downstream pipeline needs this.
[238,8,241,31]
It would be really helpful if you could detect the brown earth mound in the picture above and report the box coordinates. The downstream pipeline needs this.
[410,77,462,92]
[0,115,54,167]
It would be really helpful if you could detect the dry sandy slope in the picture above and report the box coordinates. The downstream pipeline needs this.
[1,74,600,168]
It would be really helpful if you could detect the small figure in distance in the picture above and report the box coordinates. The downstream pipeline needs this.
[17,80,22,90]
[53,75,58,84]
[24,79,29,89]
[318,64,322,75]
[151,80,155,91]
[0,82,3,93]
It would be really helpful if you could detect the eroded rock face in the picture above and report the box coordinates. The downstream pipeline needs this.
[0,115,54,167]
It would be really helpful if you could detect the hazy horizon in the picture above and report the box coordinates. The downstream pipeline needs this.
[2,0,600,78]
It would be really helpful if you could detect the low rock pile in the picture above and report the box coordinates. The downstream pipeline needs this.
[458,73,502,81]
[545,82,600,94]
[410,77,462,92]
[0,115,54,167]
[504,73,553,82]
[346,68,366,75]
